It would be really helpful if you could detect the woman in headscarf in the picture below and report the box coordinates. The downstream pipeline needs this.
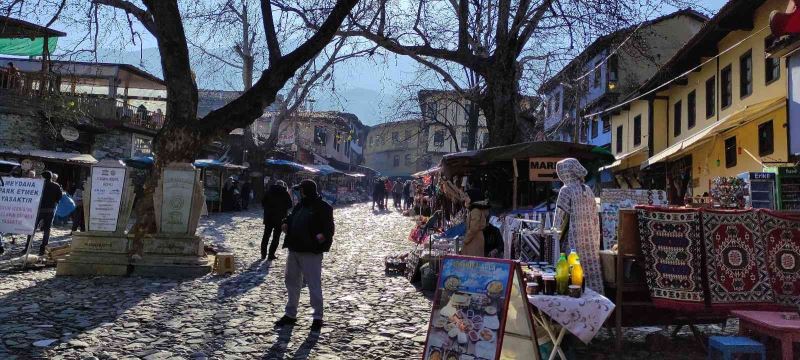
[553,158,603,294]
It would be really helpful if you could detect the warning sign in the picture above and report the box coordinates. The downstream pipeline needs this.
[529,157,562,181]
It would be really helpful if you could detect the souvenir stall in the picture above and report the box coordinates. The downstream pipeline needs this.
[302,164,367,204]
[263,159,320,202]
[193,159,248,212]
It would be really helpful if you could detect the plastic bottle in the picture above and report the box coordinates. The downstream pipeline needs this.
[567,249,579,267]
[571,260,584,290]
[555,253,570,295]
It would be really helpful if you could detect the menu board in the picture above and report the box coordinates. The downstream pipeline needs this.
[0,177,44,235]
[160,168,196,233]
[423,256,538,360]
[88,166,126,232]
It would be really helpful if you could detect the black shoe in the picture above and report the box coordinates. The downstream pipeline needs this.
[267,255,278,261]
[274,316,297,327]
[310,319,323,332]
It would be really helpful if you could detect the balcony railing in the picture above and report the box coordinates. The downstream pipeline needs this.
[0,70,166,130]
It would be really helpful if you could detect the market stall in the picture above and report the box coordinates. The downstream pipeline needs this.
[193,159,248,212]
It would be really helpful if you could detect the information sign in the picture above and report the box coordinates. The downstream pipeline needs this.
[0,177,44,235]
[88,166,126,232]
[529,157,563,182]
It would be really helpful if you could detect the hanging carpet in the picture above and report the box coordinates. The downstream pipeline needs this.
[761,209,800,306]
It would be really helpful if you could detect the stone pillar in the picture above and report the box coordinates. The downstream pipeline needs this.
[57,159,134,276]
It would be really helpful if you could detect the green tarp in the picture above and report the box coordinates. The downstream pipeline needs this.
[0,37,58,56]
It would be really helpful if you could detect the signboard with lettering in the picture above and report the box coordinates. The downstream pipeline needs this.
[160,168,196,233]
[88,166,127,232]
[422,256,539,360]
[529,157,563,181]
[0,177,44,235]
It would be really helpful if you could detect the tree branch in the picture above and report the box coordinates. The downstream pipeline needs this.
[260,0,282,65]
[92,0,156,34]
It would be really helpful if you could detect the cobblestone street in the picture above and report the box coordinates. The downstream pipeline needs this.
[0,203,736,359]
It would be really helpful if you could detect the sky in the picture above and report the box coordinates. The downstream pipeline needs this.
[36,0,730,125]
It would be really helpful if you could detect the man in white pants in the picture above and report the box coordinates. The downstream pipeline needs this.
[275,179,334,332]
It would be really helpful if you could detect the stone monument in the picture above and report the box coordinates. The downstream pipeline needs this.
[56,159,134,276]
[130,162,211,277]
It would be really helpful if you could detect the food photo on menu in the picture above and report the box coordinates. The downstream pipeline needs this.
[424,258,512,360]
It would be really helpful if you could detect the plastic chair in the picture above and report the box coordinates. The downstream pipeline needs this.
[708,336,766,360]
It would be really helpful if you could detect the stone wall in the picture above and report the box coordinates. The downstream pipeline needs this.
[93,130,132,160]
[0,112,41,150]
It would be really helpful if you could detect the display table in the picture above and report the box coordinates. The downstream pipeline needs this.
[528,289,615,360]
[733,310,800,360]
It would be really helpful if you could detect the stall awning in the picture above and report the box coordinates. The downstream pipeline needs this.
[641,97,785,169]
[193,159,248,170]
[0,37,58,56]
[0,148,97,165]
[305,164,342,176]
[265,159,319,173]
[599,146,649,172]
[412,166,441,177]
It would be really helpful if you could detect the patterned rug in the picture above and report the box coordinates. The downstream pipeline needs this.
[701,209,774,310]
[637,206,706,311]
[761,210,800,306]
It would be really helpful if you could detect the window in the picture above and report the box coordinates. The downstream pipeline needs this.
[673,100,682,137]
[687,90,696,129]
[591,117,599,138]
[615,125,623,154]
[740,50,753,98]
[132,135,152,157]
[607,55,618,83]
[554,92,561,114]
[391,131,399,143]
[393,155,400,167]
[705,76,716,119]
[725,136,737,168]
[633,115,642,146]
[433,130,445,147]
[765,38,781,84]
[461,132,470,148]
[602,115,610,133]
[593,62,602,88]
[405,154,412,166]
[314,126,327,146]
[759,121,774,156]
[721,65,732,109]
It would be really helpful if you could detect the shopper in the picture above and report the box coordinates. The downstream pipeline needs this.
[24,171,64,256]
[403,180,413,210]
[71,182,85,233]
[372,179,384,210]
[241,179,252,210]
[261,180,292,261]
[383,179,392,207]
[275,179,334,332]
[392,178,403,209]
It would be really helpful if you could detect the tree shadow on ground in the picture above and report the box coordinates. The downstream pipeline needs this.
[0,275,175,358]
[215,259,271,300]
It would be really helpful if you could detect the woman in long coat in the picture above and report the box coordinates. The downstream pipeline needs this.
[553,158,603,294]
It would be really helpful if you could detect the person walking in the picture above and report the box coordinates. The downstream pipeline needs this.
[392,178,403,209]
[24,171,63,256]
[372,179,384,210]
[261,180,292,261]
[383,179,392,207]
[275,179,334,332]
[241,179,252,210]
[71,182,85,233]
[403,180,412,210]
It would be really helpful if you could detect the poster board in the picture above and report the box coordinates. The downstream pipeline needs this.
[0,177,44,235]
[529,158,563,182]
[88,166,127,232]
[422,256,540,360]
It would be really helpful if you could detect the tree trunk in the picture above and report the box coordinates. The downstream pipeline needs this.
[466,101,479,150]
[481,64,519,147]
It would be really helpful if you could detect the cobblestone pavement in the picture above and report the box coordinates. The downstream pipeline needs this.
[0,203,740,359]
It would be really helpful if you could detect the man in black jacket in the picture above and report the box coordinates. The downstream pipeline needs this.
[25,171,63,255]
[275,179,334,332]
[261,180,292,261]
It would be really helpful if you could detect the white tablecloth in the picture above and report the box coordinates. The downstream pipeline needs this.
[528,288,615,344]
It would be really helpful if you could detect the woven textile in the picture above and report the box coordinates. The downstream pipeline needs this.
[761,210,800,306]
[637,206,706,311]
[701,209,774,309]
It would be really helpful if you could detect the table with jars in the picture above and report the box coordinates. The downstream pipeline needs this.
[521,252,616,360]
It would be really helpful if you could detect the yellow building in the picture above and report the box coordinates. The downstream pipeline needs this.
[606,0,792,202]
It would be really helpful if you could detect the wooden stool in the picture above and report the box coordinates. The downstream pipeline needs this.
[213,253,235,275]
[708,336,766,360]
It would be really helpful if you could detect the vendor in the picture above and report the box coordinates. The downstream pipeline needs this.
[462,178,490,257]
[553,158,603,294]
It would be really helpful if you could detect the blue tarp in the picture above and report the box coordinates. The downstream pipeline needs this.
[123,157,246,170]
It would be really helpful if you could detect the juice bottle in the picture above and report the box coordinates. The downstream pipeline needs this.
[555,253,570,295]
[571,260,584,290]
[567,249,579,267]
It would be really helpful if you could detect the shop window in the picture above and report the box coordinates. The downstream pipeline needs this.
[759,120,774,156]
[461,132,470,148]
[721,65,732,109]
[687,90,696,129]
[391,131,399,143]
[673,100,682,137]
[602,115,610,133]
[433,130,445,147]
[633,115,642,146]
[705,76,716,119]
[765,38,781,84]
[615,125,623,154]
[405,154,412,166]
[725,136,737,168]
[591,117,599,139]
[393,155,400,167]
[314,126,327,146]
[739,50,753,98]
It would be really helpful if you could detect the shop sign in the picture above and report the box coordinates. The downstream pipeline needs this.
[0,177,44,235]
[422,256,539,360]
[160,167,196,233]
[529,157,563,181]
[60,126,80,142]
[88,165,127,232]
